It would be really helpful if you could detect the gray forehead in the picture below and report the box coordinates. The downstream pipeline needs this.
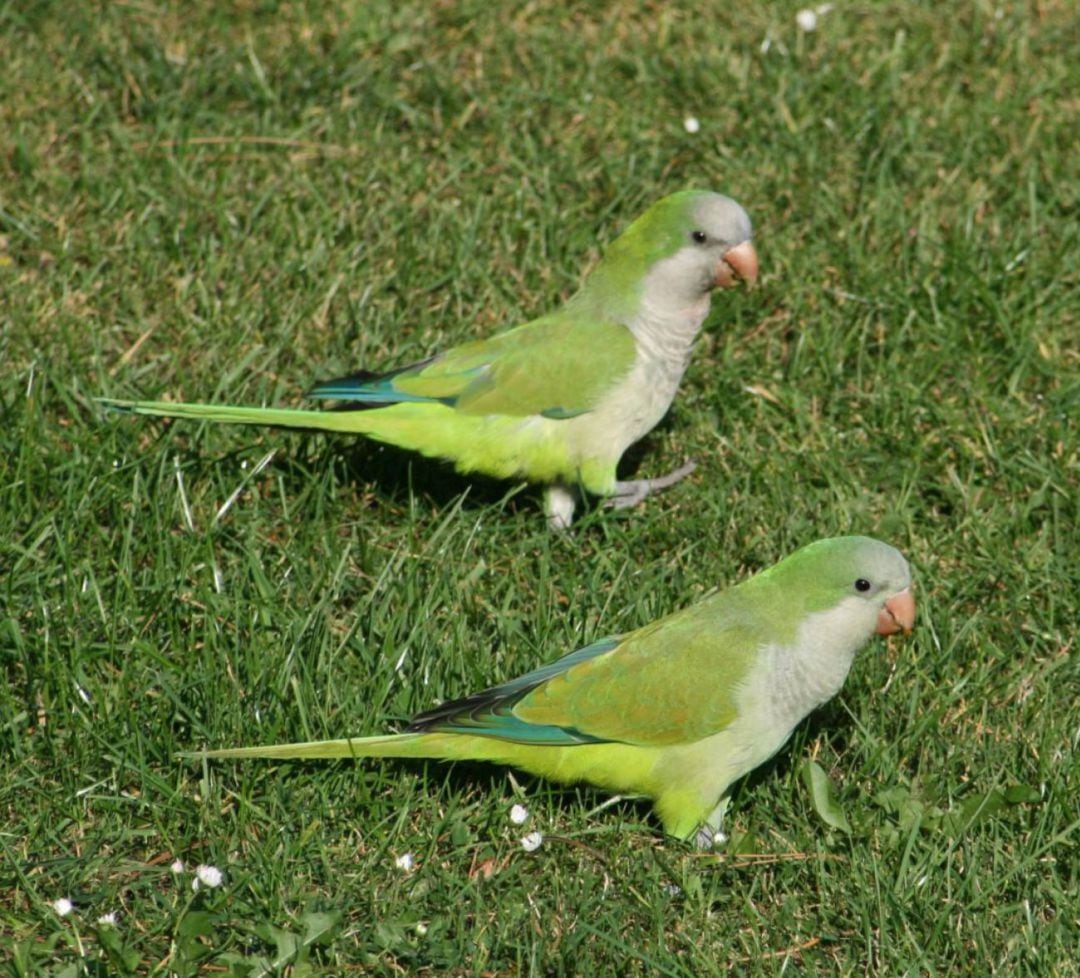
[692,194,753,244]
[866,542,912,585]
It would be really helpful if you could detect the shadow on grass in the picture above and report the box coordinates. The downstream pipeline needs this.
[153,416,677,525]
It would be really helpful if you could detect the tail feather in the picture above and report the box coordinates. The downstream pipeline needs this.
[181,730,585,781]
[182,733,435,761]
[98,398,373,434]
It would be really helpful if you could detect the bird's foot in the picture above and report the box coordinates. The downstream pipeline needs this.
[694,825,722,849]
[544,484,578,531]
[605,460,697,510]
[694,797,731,849]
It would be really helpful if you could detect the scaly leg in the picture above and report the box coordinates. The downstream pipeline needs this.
[605,460,697,510]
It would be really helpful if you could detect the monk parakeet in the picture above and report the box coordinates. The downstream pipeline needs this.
[188,537,914,846]
[100,190,757,527]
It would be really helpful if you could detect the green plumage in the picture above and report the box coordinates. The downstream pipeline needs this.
[100,190,757,523]
[310,316,635,419]
[188,537,914,843]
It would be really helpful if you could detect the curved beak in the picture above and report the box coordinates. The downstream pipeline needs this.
[876,587,916,636]
[715,240,759,289]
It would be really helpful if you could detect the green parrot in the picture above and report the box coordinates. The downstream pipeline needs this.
[100,190,758,527]
[188,537,915,846]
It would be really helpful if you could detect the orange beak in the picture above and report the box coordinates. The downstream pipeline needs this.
[715,240,759,289]
[876,587,916,636]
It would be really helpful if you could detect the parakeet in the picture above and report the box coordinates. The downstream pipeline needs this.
[188,536,914,846]
[100,190,757,527]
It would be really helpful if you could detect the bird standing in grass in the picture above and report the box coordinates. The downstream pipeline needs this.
[101,190,757,527]
[186,537,915,846]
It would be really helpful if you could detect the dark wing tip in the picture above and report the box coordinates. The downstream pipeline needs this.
[406,687,500,734]
[305,370,383,399]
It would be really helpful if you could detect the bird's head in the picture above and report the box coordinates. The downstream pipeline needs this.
[581,190,757,319]
[770,536,916,639]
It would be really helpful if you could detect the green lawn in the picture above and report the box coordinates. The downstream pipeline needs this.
[2,1,1077,974]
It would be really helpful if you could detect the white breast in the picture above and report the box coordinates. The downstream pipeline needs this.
[745,597,879,740]
[563,267,714,463]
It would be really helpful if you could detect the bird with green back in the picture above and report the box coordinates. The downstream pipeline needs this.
[101,190,758,527]
[186,537,914,846]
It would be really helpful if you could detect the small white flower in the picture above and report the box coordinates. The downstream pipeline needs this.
[192,864,223,890]
[52,897,74,917]
[96,912,118,926]
[662,883,683,897]
[509,804,529,825]
[711,829,728,846]
[520,831,543,852]
[170,859,185,874]
[797,4,832,32]
[683,116,701,134]
[394,852,415,872]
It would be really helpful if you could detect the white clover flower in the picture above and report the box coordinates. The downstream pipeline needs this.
[170,859,185,874]
[394,852,415,872]
[191,864,223,891]
[683,116,701,134]
[797,4,833,32]
[520,831,543,853]
[509,804,529,825]
[96,912,118,926]
[52,897,74,917]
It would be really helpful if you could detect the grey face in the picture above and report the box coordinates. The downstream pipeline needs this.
[690,194,753,250]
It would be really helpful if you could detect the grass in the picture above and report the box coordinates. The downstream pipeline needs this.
[2,0,1077,973]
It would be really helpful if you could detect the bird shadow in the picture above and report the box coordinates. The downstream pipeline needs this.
[373,755,663,838]
[307,438,522,515]
[168,431,530,518]
[184,419,676,524]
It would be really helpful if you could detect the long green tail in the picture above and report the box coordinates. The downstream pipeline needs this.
[182,733,656,805]
[181,731,565,767]
[98,398,372,434]
[182,733,440,761]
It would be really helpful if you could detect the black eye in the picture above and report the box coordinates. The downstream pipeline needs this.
[691,230,707,244]
[854,578,872,593]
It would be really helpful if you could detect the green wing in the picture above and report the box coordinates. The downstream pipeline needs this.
[409,596,761,748]
[308,314,637,419]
